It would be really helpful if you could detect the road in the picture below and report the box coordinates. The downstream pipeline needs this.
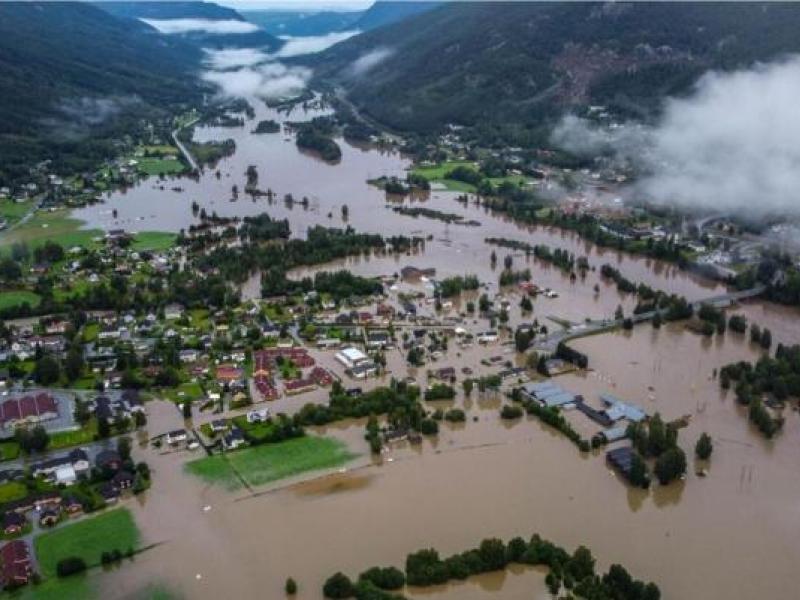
[171,123,199,172]
[533,285,766,354]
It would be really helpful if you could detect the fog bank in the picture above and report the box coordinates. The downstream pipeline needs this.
[552,56,800,217]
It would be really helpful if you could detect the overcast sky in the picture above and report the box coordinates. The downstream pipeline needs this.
[219,0,374,11]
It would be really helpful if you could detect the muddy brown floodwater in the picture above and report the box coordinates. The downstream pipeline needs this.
[73,99,800,599]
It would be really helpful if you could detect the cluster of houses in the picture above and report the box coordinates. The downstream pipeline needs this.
[252,347,334,399]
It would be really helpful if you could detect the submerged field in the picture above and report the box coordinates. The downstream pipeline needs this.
[185,436,357,491]
[34,508,140,578]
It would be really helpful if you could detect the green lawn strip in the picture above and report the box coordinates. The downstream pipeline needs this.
[0,200,34,224]
[162,382,204,403]
[0,440,20,461]
[411,160,475,180]
[131,231,177,252]
[0,210,102,250]
[49,420,98,450]
[34,508,140,579]
[134,157,186,176]
[0,481,27,503]
[15,572,92,600]
[185,436,358,491]
[0,290,41,311]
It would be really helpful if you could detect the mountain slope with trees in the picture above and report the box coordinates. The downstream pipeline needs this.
[0,1,203,184]
[310,2,800,134]
[96,1,281,50]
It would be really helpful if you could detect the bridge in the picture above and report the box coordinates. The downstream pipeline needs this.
[532,285,766,354]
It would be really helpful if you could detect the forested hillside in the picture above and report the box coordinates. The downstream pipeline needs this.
[96,1,281,50]
[310,2,800,135]
[0,1,203,183]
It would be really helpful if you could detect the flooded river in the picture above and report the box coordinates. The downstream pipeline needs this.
[70,99,800,599]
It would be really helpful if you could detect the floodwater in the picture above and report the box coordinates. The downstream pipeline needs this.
[71,99,800,599]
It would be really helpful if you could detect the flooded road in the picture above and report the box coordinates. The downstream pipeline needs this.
[70,99,800,600]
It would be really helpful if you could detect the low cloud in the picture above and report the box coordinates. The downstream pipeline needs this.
[142,18,259,35]
[552,56,800,218]
[347,47,394,77]
[205,48,271,70]
[42,96,141,140]
[275,30,360,58]
[202,63,311,99]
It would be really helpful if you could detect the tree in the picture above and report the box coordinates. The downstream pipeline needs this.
[16,425,50,453]
[34,354,61,385]
[503,254,513,270]
[695,432,713,459]
[56,557,87,577]
[285,577,297,595]
[64,345,84,382]
[117,436,132,461]
[97,415,111,439]
[652,312,662,328]
[629,452,650,488]
[654,447,687,485]
[182,401,192,419]
[760,328,772,349]
[614,305,624,320]
[462,379,473,396]
[73,398,91,426]
[520,295,532,312]
[323,572,354,598]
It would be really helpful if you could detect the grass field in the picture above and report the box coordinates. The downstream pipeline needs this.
[0,200,34,225]
[162,381,204,404]
[0,440,20,461]
[134,157,186,176]
[49,420,98,450]
[185,436,357,491]
[411,161,534,193]
[131,231,177,252]
[0,210,102,249]
[0,290,41,311]
[34,508,140,578]
[16,573,91,600]
[0,481,28,503]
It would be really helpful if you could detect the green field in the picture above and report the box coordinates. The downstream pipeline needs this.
[134,157,186,176]
[15,573,91,600]
[411,161,534,193]
[185,436,357,491]
[411,161,477,191]
[131,231,177,252]
[49,420,98,450]
[0,200,34,225]
[0,481,28,503]
[0,290,41,311]
[0,209,102,249]
[34,508,140,578]
[0,440,20,461]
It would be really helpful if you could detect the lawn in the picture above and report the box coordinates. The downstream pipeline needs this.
[0,481,28,503]
[0,440,20,461]
[0,290,41,311]
[0,200,33,224]
[131,231,177,252]
[49,420,98,450]
[163,382,204,403]
[16,572,91,600]
[0,209,102,249]
[134,157,186,176]
[35,508,140,578]
[185,436,357,491]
